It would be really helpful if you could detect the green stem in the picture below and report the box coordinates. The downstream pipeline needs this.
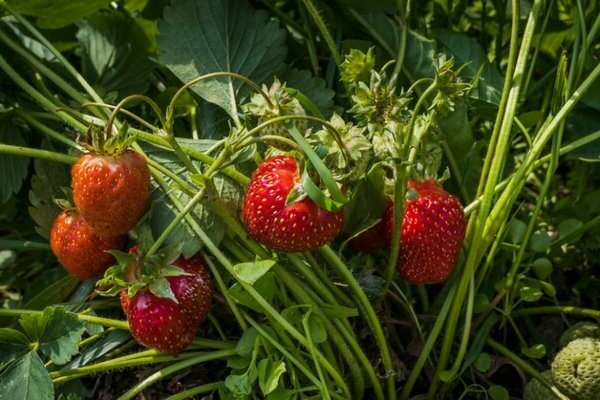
[431,3,540,393]
[164,382,223,400]
[15,111,80,149]
[117,350,237,400]
[486,338,567,400]
[319,246,395,399]
[166,72,272,131]
[464,128,600,215]
[512,306,600,319]
[105,94,166,138]
[399,284,456,399]
[301,0,342,66]
[0,27,88,105]
[3,2,106,106]
[134,130,249,185]
[0,239,50,250]
[0,52,87,132]
[0,144,77,164]
[146,187,206,257]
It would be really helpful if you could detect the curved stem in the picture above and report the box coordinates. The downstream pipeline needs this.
[166,71,272,132]
[117,350,236,400]
[486,339,567,400]
[81,102,160,132]
[105,94,166,139]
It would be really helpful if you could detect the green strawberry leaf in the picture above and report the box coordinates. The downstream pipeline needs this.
[158,0,287,119]
[228,272,277,313]
[65,330,131,369]
[234,260,277,285]
[9,0,112,29]
[0,328,30,366]
[19,307,85,365]
[77,10,156,97]
[282,68,335,118]
[258,359,286,396]
[0,351,54,400]
[0,114,29,204]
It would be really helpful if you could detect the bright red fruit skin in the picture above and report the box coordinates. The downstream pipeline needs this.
[126,290,196,352]
[72,150,150,238]
[120,252,212,352]
[50,210,127,280]
[385,180,465,284]
[242,156,343,253]
[169,254,212,325]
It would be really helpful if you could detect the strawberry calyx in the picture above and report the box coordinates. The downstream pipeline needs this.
[96,244,191,303]
[78,122,138,157]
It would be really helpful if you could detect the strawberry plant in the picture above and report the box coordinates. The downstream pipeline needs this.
[0,0,599,399]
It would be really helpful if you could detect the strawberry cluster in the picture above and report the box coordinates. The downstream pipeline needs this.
[50,150,150,280]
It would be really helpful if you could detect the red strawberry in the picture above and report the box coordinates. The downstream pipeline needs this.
[349,201,393,253]
[126,290,196,352]
[242,156,343,252]
[72,150,150,238]
[50,209,127,280]
[385,180,465,284]
[120,251,212,352]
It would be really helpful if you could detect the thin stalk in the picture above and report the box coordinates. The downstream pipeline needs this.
[319,246,395,399]
[15,110,80,149]
[301,0,342,66]
[0,144,77,164]
[382,83,437,304]
[3,2,106,106]
[164,382,223,400]
[464,129,600,215]
[399,284,457,399]
[0,239,50,250]
[0,27,88,105]
[52,353,203,382]
[486,339,567,399]
[431,3,541,392]
[146,187,206,257]
[512,306,600,319]
[81,102,160,132]
[484,61,600,241]
[166,72,272,131]
[117,350,237,400]
[105,94,166,137]
[134,130,249,185]
[0,52,87,132]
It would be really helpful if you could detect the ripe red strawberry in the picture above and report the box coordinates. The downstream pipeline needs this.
[125,289,196,352]
[385,180,465,284]
[72,150,150,238]
[50,209,127,280]
[168,254,212,325]
[242,156,343,252]
[349,201,393,253]
[120,251,212,352]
